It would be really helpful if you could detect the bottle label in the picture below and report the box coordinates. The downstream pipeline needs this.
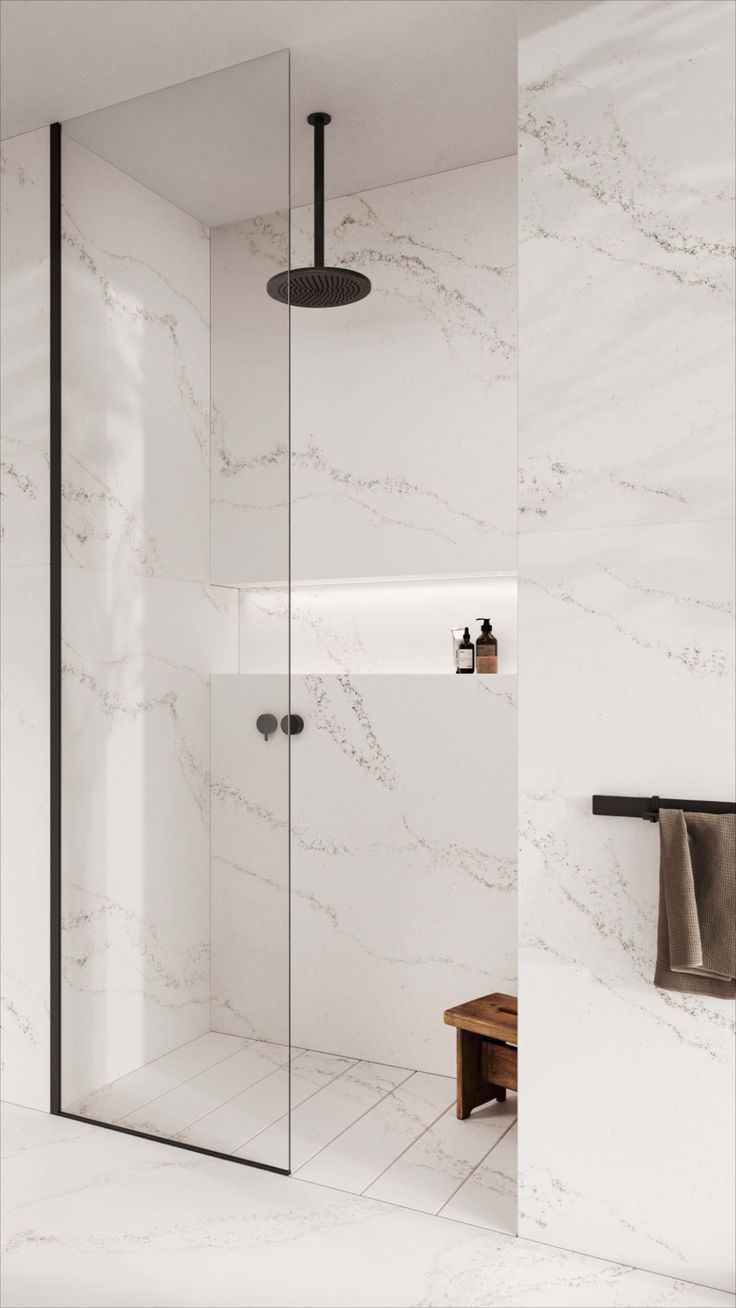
[458,648,474,670]
[477,654,498,674]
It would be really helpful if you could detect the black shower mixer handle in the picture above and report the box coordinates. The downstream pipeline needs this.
[281,714,304,736]
[256,713,278,742]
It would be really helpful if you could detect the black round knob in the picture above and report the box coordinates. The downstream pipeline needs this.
[280,714,304,736]
[256,713,278,741]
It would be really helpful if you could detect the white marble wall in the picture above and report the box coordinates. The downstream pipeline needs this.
[0,127,50,1110]
[210,211,289,587]
[210,674,289,1044]
[518,0,736,1292]
[60,137,239,1106]
[212,674,517,1076]
[212,159,517,584]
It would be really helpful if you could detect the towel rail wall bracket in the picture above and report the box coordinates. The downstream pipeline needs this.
[592,795,736,823]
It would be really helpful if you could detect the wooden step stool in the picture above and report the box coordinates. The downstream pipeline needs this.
[443,992,517,1119]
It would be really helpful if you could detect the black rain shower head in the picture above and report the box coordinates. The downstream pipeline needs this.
[267,112,371,309]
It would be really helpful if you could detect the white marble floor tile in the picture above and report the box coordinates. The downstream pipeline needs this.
[470,1238,735,1307]
[294,1070,455,1194]
[366,1097,517,1215]
[240,1060,413,1170]
[5,1103,725,1308]
[118,1040,295,1139]
[62,1032,248,1122]
[440,1123,516,1235]
[177,1050,357,1158]
[1,1102,512,1308]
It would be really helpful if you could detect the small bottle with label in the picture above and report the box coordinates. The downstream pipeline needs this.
[476,618,498,674]
[456,626,475,674]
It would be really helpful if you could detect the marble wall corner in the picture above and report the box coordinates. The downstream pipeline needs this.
[61,136,212,585]
[212,158,518,585]
[0,565,50,1109]
[61,568,239,1104]
[0,127,51,1111]
[1,128,50,568]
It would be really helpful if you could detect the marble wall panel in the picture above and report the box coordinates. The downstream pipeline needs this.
[1,128,50,567]
[518,4,736,1289]
[517,520,735,1289]
[210,674,289,1044]
[518,0,735,531]
[291,674,517,1073]
[0,566,50,1109]
[61,136,211,583]
[210,213,289,587]
[211,674,517,1076]
[0,127,50,1111]
[212,158,517,584]
[61,567,238,1106]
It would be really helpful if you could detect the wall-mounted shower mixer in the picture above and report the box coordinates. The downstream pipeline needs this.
[256,713,304,740]
[281,714,304,736]
[256,713,278,741]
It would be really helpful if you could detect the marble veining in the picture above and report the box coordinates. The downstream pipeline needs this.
[0,127,50,1112]
[5,1102,733,1306]
[211,674,517,1074]
[61,568,238,1104]
[517,519,735,1288]
[239,576,518,677]
[518,0,735,531]
[61,135,211,584]
[211,159,516,584]
[0,130,50,567]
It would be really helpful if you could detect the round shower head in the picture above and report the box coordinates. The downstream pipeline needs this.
[266,111,372,309]
[266,266,371,309]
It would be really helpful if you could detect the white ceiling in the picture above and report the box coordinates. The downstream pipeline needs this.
[0,0,517,205]
[64,52,292,226]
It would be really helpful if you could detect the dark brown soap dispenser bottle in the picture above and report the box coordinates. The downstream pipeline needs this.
[457,626,475,674]
[476,618,498,673]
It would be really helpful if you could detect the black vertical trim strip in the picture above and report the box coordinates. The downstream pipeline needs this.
[49,121,62,1115]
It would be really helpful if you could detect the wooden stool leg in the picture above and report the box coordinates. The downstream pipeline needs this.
[456,1030,508,1119]
[456,1029,477,1118]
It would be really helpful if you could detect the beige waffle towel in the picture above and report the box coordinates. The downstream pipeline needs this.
[654,809,735,999]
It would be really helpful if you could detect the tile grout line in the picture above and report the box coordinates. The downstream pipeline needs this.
[288,1065,419,1178]
[65,1033,255,1121]
[225,1054,364,1157]
[436,1116,517,1217]
[466,1237,517,1308]
[287,1167,520,1246]
[241,1061,413,1165]
[158,1048,315,1141]
[357,1093,460,1197]
[113,1039,299,1127]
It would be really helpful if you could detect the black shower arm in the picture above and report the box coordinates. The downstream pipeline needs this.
[308,112,330,269]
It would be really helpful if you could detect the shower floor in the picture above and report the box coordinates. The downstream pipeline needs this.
[64,1032,517,1232]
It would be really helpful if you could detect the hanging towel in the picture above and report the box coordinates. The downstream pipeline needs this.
[654,809,735,999]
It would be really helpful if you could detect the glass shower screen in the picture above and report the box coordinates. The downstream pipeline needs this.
[58,51,292,1170]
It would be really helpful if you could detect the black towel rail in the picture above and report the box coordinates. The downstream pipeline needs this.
[592,794,736,823]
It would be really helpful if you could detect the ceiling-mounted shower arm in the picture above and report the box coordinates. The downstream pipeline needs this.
[266,109,369,307]
[307,112,330,270]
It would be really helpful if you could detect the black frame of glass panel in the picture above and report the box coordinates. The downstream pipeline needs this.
[49,90,292,1176]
